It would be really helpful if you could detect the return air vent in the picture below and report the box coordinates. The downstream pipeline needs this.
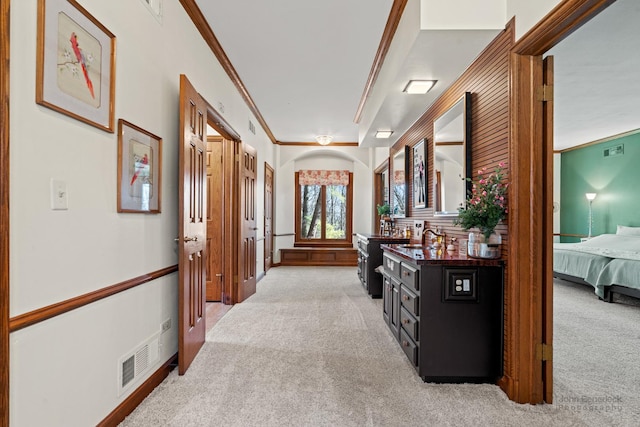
[118,333,160,395]
[249,119,256,135]
[121,355,135,388]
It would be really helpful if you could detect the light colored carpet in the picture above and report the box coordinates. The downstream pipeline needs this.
[120,267,639,426]
[552,279,640,426]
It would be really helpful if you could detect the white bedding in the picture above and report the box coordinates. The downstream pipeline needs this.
[553,234,640,298]
[553,234,640,261]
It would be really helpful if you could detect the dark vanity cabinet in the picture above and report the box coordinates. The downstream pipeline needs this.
[381,246,504,383]
[356,233,408,298]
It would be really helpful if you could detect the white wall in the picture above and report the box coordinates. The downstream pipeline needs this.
[507,0,563,40]
[273,146,374,262]
[9,0,273,425]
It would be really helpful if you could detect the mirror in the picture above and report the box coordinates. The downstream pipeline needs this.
[392,146,408,218]
[374,158,390,217]
[433,92,472,216]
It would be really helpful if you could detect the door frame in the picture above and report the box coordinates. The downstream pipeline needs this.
[205,102,241,305]
[504,0,616,404]
[264,162,274,273]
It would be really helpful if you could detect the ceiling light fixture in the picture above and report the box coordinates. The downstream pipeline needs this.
[403,80,437,94]
[375,130,393,139]
[315,135,333,146]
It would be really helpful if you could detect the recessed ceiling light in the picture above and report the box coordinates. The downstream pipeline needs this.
[375,130,393,139]
[403,80,437,94]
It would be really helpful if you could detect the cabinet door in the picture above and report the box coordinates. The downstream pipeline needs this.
[390,278,401,340]
[382,274,392,325]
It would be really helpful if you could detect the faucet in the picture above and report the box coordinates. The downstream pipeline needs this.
[422,227,445,247]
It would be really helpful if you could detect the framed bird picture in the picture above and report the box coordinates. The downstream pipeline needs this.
[117,120,162,213]
[36,0,116,132]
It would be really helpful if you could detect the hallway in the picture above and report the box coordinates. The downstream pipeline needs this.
[118,267,636,426]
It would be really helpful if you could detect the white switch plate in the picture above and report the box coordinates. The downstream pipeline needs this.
[413,220,425,241]
[50,179,68,210]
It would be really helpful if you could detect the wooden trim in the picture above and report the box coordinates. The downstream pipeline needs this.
[275,141,359,147]
[293,241,353,248]
[179,0,276,143]
[1,0,9,424]
[9,265,178,332]
[354,0,408,123]
[280,248,358,267]
[512,0,615,55]
[97,353,177,427]
[557,127,640,153]
[506,0,617,404]
[205,100,241,142]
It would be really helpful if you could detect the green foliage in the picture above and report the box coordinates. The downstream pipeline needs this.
[376,203,391,216]
[454,163,508,239]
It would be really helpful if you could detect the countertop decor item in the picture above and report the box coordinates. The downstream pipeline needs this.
[454,162,508,239]
[454,162,508,258]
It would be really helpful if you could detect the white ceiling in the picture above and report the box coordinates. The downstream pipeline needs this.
[549,0,640,150]
[194,0,640,151]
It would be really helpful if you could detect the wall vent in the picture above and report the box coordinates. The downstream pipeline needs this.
[604,144,624,157]
[249,120,256,135]
[118,333,160,395]
[121,355,135,388]
[139,0,163,23]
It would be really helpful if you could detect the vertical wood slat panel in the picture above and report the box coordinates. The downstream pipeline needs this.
[389,21,515,389]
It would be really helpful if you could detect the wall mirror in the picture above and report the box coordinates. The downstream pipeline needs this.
[392,146,409,218]
[374,158,390,219]
[433,92,472,216]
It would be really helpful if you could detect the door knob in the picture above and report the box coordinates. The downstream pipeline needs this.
[175,236,198,242]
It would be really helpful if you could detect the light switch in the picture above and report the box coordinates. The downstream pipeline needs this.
[50,179,68,210]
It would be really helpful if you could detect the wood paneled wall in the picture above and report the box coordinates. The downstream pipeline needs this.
[390,20,514,389]
[391,21,513,246]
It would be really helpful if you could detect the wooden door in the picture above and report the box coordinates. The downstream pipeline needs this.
[206,135,224,301]
[264,162,274,273]
[238,143,257,301]
[542,55,554,403]
[178,74,207,374]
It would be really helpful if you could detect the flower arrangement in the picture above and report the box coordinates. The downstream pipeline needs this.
[454,162,508,239]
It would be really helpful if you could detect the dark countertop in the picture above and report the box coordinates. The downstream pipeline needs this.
[356,233,410,243]
[381,243,504,266]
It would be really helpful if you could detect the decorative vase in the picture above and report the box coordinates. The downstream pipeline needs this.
[467,230,502,259]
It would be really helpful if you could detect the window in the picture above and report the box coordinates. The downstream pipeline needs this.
[295,170,353,247]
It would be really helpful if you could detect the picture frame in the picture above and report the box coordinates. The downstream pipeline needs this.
[117,120,162,213]
[413,138,428,209]
[36,0,116,132]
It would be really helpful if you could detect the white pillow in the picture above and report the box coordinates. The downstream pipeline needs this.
[616,225,640,236]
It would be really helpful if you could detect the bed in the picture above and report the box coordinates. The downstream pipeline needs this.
[553,229,640,302]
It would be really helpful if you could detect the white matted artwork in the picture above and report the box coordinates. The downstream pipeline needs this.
[117,120,162,213]
[36,0,116,132]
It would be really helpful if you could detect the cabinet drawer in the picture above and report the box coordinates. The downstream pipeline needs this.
[400,286,419,317]
[400,329,418,367]
[400,307,419,342]
[357,238,369,253]
[400,263,419,292]
[383,253,401,279]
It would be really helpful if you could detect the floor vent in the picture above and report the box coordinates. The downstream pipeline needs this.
[119,333,160,395]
